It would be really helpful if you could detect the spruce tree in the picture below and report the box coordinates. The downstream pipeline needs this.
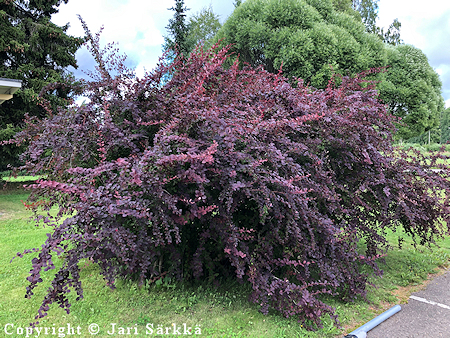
[0,0,83,169]
[164,0,190,59]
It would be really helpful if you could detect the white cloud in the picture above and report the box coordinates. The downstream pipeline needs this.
[53,0,169,43]
[378,1,450,50]
[378,0,450,105]
[52,0,235,79]
[52,0,173,77]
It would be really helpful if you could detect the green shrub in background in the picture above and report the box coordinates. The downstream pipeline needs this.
[0,124,23,171]
[441,107,450,144]
[398,143,450,153]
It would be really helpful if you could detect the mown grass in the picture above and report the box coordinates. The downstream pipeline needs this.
[2,175,44,183]
[1,189,449,337]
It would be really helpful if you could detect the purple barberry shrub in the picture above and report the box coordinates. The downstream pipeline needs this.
[9,22,450,328]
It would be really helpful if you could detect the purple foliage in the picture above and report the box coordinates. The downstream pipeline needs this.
[9,24,450,328]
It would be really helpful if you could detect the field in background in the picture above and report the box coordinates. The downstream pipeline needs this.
[397,143,450,153]
[1,186,449,338]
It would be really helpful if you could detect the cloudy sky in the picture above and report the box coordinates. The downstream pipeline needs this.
[52,0,450,108]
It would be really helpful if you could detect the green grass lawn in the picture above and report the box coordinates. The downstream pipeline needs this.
[2,175,44,183]
[1,189,449,337]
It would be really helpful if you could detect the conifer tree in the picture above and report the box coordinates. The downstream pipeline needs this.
[0,0,83,169]
[163,0,190,59]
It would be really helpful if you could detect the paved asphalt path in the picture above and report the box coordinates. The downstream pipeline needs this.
[366,268,450,338]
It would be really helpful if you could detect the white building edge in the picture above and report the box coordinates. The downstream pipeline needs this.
[0,78,22,105]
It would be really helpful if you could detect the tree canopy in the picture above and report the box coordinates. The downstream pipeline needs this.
[186,5,221,50]
[214,0,443,140]
[441,107,450,144]
[0,0,83,169]
[215,0,387,88]
[379,44,444,140]
[352,0,378,34]
[350,0,402,45]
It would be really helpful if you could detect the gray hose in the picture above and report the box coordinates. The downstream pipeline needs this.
[344,304,401,338]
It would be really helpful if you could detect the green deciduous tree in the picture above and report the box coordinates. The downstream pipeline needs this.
[378,18,402,46]
[351,0,402,45]
[352,0,378,33]
[0,0,83,170]
[331,0,353,13]
[379,44,444,141]
[215,0,386,88]
[441,107,450,144]
[215,0,443,140]
[186,5,221,50]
